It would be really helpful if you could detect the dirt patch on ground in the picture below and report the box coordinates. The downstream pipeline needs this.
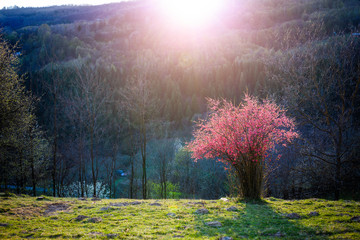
[8,205,43,217]
[110,201,143,207]
[44,202,71,215]
[5,202,72,217]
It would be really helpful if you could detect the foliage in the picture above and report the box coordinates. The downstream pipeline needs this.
[187,95,298,199]
[0,35,49,195]
[0,36,34,147]
[148,181,181,199]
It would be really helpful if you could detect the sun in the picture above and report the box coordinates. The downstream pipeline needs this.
[158,0,224,28]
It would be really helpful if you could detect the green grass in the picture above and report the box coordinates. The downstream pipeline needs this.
[0,195,359,239]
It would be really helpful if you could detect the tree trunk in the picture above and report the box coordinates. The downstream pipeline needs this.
[236,158,263,200]
[1,153,8,192]
[4,168,8,192]
[110,144,116,198]
[79,145,84,197]
[141,123,147,199]
[52,94,57,197]
[31,156,36,197]
[30,128,37,197]
[82,140,87,197]
[19,150,25,194]
[130,155,134,199]
[334,118,343,200]
[335,158,341,200]
[90,118,96,197]
[142,153,146,199]
[112,175,116,198]
[164,173,167,199]
[160,181,163,199]
[160,174,164,199]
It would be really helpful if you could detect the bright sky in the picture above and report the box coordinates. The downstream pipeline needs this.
[158,0,224,28]
[0,0,122,8]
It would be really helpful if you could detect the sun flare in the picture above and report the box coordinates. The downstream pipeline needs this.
[158,0,224,28]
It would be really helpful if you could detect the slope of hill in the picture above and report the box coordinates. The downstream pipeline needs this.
[0,195,359,239]
[0,0,359,201]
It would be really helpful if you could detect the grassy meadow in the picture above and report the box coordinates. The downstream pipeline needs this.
[0,195,359,239]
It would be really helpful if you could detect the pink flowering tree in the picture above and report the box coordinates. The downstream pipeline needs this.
[186,95,298,199]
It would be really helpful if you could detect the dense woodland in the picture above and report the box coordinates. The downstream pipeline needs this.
[0,0,359,200]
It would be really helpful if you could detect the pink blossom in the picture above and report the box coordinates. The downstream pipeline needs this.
[186,95,298,166]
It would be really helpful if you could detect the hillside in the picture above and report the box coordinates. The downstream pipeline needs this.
[0,195,359,239]
[0,0,359,201]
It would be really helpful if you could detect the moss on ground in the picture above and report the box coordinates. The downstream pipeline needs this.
[0,195,359,239]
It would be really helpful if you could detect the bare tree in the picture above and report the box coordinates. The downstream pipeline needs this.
[266,35,360,199]
[122,119,139,199]
[103,126,122,199]
[103,94,124,198]
[38,62,66,197]
[36,25,68,196]
[68,60,110,197]
[153,138,175,199]
[149,122,175,199]
[63,85,88,198]
[28,124,50,197]
[121,53,160,199]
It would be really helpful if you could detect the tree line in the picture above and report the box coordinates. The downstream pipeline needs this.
[0,0,359,200]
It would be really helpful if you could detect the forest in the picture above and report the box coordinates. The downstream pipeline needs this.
[0,0,360,201]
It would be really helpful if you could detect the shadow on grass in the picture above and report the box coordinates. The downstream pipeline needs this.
[193,200,326,239]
